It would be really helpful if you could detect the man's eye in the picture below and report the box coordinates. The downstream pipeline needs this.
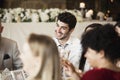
[61,27,67,30]
[62,28,66,30]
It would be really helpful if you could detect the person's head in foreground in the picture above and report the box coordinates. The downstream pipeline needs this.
[79,23,102,71]
[55,12,77,41]
[84,23,102,32]
[81,24,120,69]
[21,34,61,80]
[80,24,120,80]
[60,24,120,80]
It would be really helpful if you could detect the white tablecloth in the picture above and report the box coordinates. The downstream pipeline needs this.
[2,21,116,53]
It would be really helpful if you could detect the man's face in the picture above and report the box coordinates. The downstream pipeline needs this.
[55,20,72,40]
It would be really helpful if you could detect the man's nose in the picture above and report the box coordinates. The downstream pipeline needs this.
[56,27,61,32]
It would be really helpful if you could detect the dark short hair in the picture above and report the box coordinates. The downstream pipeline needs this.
[84,23,102,32]
[57,12,77,31]
[81,24,120,63]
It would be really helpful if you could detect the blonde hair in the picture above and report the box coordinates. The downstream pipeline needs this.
[27,33,61,80]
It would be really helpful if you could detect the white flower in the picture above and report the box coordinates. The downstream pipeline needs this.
[25,10,31,20]
[31,9,37,13]
[44,9,50,14]
[31,12,39,22]
[3,12,13,23]
[48,8,60,20]
[15,14,21,22]
[39,12,49,22]
[49,11,59,20]
[20,13,24,18]
[9,9,15,14]
[97,11,105,17]
[85,9,93,18]
[75,10,83,22]
[14,8,22,15]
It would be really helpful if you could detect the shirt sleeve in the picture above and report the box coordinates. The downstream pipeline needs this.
[68,39,82,69]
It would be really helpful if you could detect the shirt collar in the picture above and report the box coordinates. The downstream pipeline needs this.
[53,37,73,47]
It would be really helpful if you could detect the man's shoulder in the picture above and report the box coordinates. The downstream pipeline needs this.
[70,36,80,43]
[0,37,18,52]
[1,37,17,45]
[72,37,80,41]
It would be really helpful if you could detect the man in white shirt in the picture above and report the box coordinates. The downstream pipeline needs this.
[53,12,82,69]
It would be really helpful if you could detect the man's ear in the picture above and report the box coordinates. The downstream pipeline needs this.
[98,50,105,58]
[0,27,3,33]
[69,28,74,34]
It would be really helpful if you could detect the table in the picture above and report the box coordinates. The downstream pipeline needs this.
[2,21,116,53]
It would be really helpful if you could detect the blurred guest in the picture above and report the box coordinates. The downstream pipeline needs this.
[64,24,120,80]
[0,19,23,70]
[21,34,61,80]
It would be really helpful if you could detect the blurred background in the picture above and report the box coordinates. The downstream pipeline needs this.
[0,0,120,21]
[0,0,118,53]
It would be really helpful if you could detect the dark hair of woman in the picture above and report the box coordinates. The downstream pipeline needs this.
[79,23,102,71]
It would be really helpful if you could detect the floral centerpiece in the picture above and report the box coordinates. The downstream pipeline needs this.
[85,9,93,20]
[97,11,105,21]
[0,8,86,23]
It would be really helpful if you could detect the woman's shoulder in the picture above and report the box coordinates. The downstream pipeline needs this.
[81,68,120,80]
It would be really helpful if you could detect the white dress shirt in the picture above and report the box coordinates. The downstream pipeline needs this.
[53,36,82,68]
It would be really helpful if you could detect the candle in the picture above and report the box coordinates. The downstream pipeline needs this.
[80,2,85,8]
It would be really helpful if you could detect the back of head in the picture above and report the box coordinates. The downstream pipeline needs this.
[28,34,61,80]
[57,12,77,30]
[84,23,102,32]
[81,24,120,64]
[79,23,102,70]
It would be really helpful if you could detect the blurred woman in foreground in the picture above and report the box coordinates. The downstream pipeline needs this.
[20,34,61,80]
